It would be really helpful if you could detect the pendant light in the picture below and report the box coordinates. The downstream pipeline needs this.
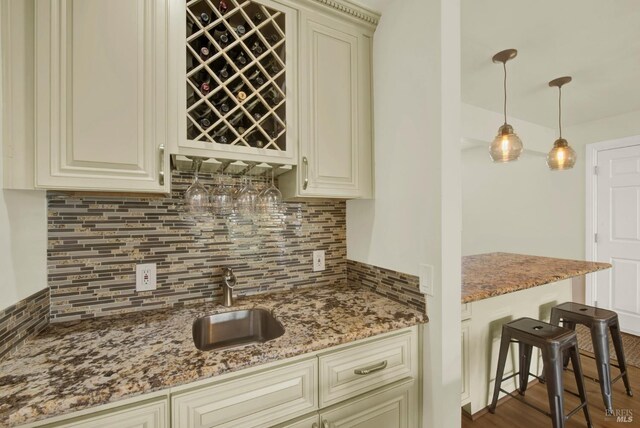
[489,49,523,162]
[547,76,576,170]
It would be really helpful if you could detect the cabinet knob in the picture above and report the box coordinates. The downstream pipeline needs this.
[158,144,165,185]
[302,156,309,190]
[322,421,329,428]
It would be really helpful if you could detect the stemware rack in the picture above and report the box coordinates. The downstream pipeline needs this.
[185,0,287,152]
[171,154,292,177]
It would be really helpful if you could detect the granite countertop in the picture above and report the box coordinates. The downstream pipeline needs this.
[462,252,611,304]
[0,284,426,427]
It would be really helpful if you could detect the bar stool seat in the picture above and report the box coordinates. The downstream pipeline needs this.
[489,317,592,428]
[550,302,633,414]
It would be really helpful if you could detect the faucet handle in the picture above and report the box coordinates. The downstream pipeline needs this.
[223,267,237,288]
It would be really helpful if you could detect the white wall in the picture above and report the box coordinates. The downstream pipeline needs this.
[461,104,584,260]
[1,0,48,310]
[346,0,462,426]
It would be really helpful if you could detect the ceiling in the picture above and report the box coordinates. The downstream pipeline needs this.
[462,0,640,128]
[358,0,640,129]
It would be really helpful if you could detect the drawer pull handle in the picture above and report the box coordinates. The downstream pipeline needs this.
[322,421,329,428]
[302,156,309,190]
[354,360,388,375]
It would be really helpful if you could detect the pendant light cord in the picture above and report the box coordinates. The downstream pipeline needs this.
[558,86,563,139]
[503,62,507,125]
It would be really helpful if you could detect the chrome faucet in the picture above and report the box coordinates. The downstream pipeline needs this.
[221,267,237,307]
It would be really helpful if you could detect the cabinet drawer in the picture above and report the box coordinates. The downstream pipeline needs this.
[44,398,168,428]
[171,358,317,428]
[318,329,418,407]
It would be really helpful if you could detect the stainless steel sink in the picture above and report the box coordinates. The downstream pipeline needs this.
[192,308,285,351]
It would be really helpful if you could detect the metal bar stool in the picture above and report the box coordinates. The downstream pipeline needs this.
[549,302,633,414]
[489,317,592,428]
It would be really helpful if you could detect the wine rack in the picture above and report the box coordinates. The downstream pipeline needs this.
[185,0,288,153]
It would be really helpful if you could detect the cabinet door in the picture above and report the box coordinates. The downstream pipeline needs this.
[319,379,416,428]
[35,0,169,193]
[293,11,372,198]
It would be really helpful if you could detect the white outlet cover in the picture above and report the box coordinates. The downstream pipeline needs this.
[136,263,157,292]
[419,263,434,296]
[313,250,325,272]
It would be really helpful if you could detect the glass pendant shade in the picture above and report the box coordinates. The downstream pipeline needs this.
[489,124,523,162]
[547,138,576,170]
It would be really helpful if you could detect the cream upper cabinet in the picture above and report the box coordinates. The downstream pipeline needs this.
[279,8,373,199]
[34,0,170,193]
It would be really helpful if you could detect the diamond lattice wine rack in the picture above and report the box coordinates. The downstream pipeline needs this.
[185,0,290,157]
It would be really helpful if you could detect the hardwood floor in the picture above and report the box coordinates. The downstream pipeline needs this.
[462,353,638,427]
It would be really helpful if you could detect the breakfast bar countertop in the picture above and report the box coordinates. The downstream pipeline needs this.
[462,252,611,304]
[0,283,426,427]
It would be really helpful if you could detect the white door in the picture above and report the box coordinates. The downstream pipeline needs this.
[596,143,640,335]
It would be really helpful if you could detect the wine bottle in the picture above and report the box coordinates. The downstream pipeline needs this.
[250,40,264,56]
[234,24,246,37]
[234,51,247,67]
[218,64,230,81]
[199,12,210,27]
[253,12,264,24]
[265,33,279,45]
[199,45,211,60]
[262,87,281,105]
[247,69,265,87]
[214,31,230,48]
[263,58,281,75]
[246,130,265,148]
[214,1,229,33]
[195,70,212,94]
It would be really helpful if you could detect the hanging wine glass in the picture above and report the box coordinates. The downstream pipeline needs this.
[235,176,260,218]
[258,167,282,215]
[210,171,234,216]
[183,157,209,215]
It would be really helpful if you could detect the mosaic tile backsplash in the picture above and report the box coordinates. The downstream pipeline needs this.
[0,288,49,360]
[347,259,426,314]
[48,171,346,322]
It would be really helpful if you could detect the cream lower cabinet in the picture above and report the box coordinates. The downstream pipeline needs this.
[24,327,420,428]
[33,0,170,193]
[279,7,373,199]
[172,326,419,428]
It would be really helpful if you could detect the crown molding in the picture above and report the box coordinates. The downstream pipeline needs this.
[310,0,380,26]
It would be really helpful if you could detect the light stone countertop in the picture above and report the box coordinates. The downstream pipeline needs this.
[0,283,427,427]
[462,252,611,304]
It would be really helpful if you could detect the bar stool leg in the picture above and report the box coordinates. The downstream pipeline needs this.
[489,328,511,413]
[561,321,576,369]
[518,342,533,395]
[610,320,633,397]
[569,344,593,428]
[591,322,614,414]
[542,346,566,428]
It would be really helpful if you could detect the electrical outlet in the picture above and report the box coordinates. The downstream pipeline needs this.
[313,250,325,272]
[419,263,434,296]
[136,263,157,292]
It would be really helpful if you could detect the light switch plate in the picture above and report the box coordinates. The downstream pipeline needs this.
[313,250,325,272]
[419,263,434,296]
[136,263,157,292]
